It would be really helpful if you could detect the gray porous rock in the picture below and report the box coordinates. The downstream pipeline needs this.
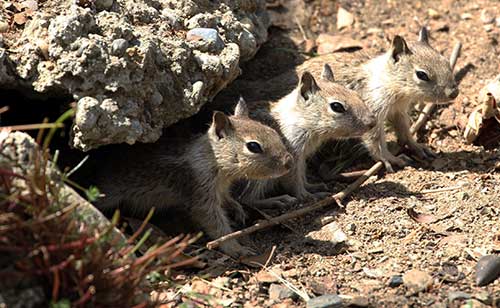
[1,0,270,150]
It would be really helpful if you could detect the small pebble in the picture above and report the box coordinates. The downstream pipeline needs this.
[388,275,404,287]
[190,80,204,102]
[337,7,354,30]
[186,28,225,51]
[475,254,500,286]
[428,8,440,19]
[0,21,8,33]
[161,8,181,29]
[325,222,347,245]
[480,9,495,24]
[348,296,369,307]
[268,284,297,301]
[238,29,257,60]
[307,294,343,308]
[111,39,128,56]
[472,291,490,303]
[484,24,493,32]
[403,269,433,293]
[448,291,471,302]
[461,13,473,20]
[95,0,113,10]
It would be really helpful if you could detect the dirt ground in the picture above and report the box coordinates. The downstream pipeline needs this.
[154,0,500,307]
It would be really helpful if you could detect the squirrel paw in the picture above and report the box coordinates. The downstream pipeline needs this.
[250,194,298,209]
[220,240,256,258]
[305,181,329,193]
[408,142,436,160]
[232,207,248,226]
[382,155,409,173]
[313,191,332,200]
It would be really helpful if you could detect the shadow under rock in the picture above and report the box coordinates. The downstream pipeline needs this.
[211,26,306,112]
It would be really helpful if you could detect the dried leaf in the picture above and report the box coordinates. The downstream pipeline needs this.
[407,208,438,224]
[438,234,467,247]
[464,106,484,143]
[337,7,354,30]
[22,0,38,11]
[437,262,465,282]
[12,2,24,11]
[493,233,500,252]
[239,247,274,268]
[316,34,363,55]
[464,92,500,147]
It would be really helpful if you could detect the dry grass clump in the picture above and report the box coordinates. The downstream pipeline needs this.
[0,122,197,307]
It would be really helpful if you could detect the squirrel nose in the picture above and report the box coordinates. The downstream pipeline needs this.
[446,87,459,99]
[283,153,293,170]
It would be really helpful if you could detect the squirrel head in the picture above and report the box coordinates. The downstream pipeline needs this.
[291,70,376,139]
[208,97,293,180]
[386,27,459,103]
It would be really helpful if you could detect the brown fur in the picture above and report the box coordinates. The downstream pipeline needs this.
[250,29,458,171]
[238,71,375,206]
[92,105,292,257]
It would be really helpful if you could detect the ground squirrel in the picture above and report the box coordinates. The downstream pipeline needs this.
[256,28,459,172]
[92,100,293,257]
[237,69,376,207]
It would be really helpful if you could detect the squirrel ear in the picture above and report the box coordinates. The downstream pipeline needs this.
[299,72,319,101]
[418,26,430,45]
[321,64,335,82]
[391,35,412,62]
[234,96,249,117]
[210,111,233,140]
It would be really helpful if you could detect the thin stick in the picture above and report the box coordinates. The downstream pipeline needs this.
[410,42,462,135]
[248,205,298,234]
[0,106,9,114]
[333,162,383,206]
[420,184,463,194]
[449,42,462,70]
[294,15,308,41]
[207,163,382,250]
[1,123,64,131]
[410,103,435,135]
[333,169,369,181]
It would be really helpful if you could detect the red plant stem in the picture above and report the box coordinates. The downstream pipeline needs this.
[131,235,184,268]
[131,303,148,308]
[166,244,189,263]
[52,269,60,301]
[0,245,27,252]
[163,256,200,269]
[33,255,75,275]
[0,169,28,180]
[74,286,95,307]
[44,237,96,252]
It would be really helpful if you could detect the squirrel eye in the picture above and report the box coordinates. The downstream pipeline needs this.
[416,70,430,81]
[246,141,263,154]
[329,101,346,113]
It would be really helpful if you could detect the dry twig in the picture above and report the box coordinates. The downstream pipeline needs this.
[207,162,383,249]
[420,184,464,194]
